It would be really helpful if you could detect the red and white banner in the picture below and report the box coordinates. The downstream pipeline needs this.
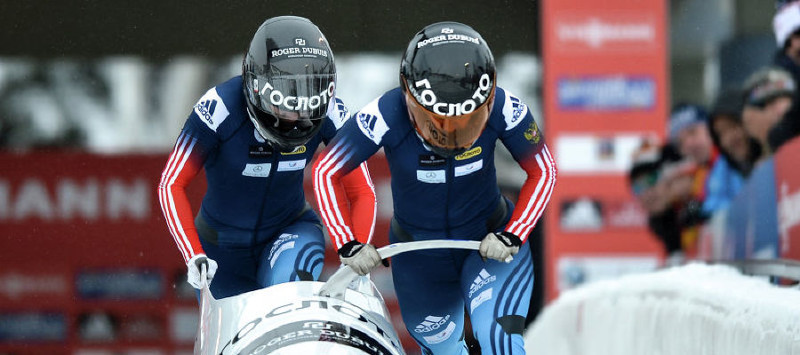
[774,137,800,261]
[542,0,669,300]
[0,152,417,353]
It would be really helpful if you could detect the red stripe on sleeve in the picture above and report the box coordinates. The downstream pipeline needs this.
[341,162,377,244]
[505,144,557,243]
[314,142,358,249]
[158,133,205,263]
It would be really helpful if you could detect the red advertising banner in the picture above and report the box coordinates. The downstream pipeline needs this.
[0,152,201,353]
[0,152,413,354]
[542,0,669,300]
[774,137,800,261]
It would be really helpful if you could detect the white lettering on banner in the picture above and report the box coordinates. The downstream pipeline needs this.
[778,183,800,254]
[58,179,100,220]
[0,181,7,218]
[557,17,655,48]
[0,273,68,300]
[0,178,150,222]
[11,179,53,220]
[255,80,335,112]
[413,74,492,116]
[106,179,149,220]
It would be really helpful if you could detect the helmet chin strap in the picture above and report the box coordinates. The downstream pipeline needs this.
[247,107,271,142]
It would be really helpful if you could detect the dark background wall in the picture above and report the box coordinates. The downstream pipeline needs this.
[0,1,538,58]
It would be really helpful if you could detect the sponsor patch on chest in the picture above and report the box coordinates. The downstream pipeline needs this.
[416,169,446,183]
[418,154,446,167]
[242,163,271,177]
[248,144,273,159]
[454,159,483,177]
[277,159,307,172]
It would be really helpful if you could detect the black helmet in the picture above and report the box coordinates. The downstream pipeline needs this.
[243,16,336,149]
[400,21,496,156]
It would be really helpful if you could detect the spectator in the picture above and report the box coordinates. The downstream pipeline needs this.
[708,89,759,177]
[629,141,682,258]
[669,104,715,166]
[769,0,800,150]
[742,67,796,161]
[700,90,750,220]
[666,104,726,257]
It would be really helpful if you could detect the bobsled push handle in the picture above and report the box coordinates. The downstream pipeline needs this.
[318,240,482,298]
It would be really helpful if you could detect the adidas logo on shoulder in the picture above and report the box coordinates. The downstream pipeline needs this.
[195,99,218,125]
[193,88,229,132]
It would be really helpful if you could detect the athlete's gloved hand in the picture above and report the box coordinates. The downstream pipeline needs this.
[187,254,218,289]
[480,231,522,263]
[338,240,386,276]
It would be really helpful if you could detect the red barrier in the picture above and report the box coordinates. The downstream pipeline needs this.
[774,137,800,261]
[542,0,669,300]
[0,152,199,353]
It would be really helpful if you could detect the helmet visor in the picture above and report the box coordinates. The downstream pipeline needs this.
[404,84,494,151]
[252,73,336,121]
[247,73,335,144]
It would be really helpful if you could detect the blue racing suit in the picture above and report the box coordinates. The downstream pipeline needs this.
[314,86,557,354]
[158,76,375,299]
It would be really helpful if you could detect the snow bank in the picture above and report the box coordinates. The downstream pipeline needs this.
[524,263,800,355]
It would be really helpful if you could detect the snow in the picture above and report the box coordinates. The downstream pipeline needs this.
[525,263,800,354]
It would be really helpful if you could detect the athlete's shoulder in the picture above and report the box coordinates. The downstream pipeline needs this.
[326,97,351,130]
[191,76,245,133]
[352,87,408,145]
[489,86,531,132]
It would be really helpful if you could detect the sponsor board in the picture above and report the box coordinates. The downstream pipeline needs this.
[558,76,655,111]
[555,134,655,174]
[553,13,658,52]
[556,255,659,291]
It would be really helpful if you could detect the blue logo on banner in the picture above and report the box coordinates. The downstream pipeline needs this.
[558,76,655,111]
[0,313,66,341]
[77,269,163,300]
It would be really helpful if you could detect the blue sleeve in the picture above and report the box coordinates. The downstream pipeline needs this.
[702,156,745,214]
[322,105,384,176]
[496,89,546,163]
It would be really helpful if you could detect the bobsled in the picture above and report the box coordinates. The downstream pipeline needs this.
[194,240,481,355]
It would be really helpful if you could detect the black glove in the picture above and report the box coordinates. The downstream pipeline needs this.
[338,240,388,275]
[479,231,522,263]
